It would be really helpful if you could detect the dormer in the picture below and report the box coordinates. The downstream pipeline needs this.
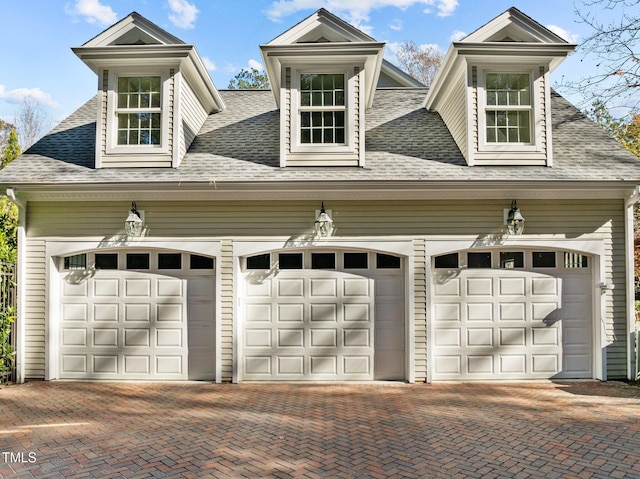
[260,9,387,167]
[424,8,575,166]
[72,12,224,168]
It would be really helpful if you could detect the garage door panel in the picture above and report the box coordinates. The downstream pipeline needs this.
[125,304,150,322]
[157,303,184,322]
[277,304,303,322]
[467,278,493,296]
[62,329,86,346]
[124,356,150,374]
[434,303,460,321]
[310,329,337,347]
[63,281,88,297]
[125,279,151,297]
[243,269,381,380]
[94,304,118,321]
[156,356,182,374]
[63,303,88,322]
[468,356,494,374]
[93,355,117,374]
[344,303,370,322]
[499,328,525,346]
[310,303,337,322]
[433,262,592,380]
[467,328,494,347]
[278,356,304,375]
[344,356,370,374]
[94,279,118,297]
[499,277,525,296]
[278,278,304,297]
[62,355,87,373]
[93,328,117,346]
[311,278,337,296]
[500,355,526,373]
[278,329,304,347]
[59,265,209,380]
[434,277,460,296]
[435,328,461,346]
[344,278,370,296]
[499,303,525,321]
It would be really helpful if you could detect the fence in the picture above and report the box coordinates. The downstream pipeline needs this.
[0,262,16,384]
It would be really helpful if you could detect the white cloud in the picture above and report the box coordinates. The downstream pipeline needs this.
[202,57,217,71]
[0,85,59,109]
[248,59,263,71]
[265,0,459,30]
[450,30,466,42]
[547,24,580,43]
[167,0,199,29]
[389,19,403,31]
[65,0,117,26]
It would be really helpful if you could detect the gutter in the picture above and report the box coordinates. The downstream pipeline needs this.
[6,188,26,383]
[625,185,640,380]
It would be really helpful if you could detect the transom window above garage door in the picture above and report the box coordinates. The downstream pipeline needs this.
[244,251,402,271]
[61,251,215,271]
[433,250,588,269]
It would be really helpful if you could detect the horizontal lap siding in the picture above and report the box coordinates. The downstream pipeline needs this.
[24,239,46,379]
[25,198,627,379]
[178,77,209,161]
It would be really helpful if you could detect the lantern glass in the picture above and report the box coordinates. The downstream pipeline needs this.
[125,205,144,237]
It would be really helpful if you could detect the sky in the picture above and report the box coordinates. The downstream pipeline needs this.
[0,0,626,129]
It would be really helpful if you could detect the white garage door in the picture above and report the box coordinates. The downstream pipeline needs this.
[432,250,593,380]
[58,251,215,380]
[241,250,405,381]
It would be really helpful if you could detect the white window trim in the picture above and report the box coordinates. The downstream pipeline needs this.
[476,65,542,153]
[105,69,171,155]
[290,67,356,154]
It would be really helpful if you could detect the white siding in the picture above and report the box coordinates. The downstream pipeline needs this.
[23,198,628,380]
[24,238,46,379]
[431,74,468,163]
[177,76,209,163]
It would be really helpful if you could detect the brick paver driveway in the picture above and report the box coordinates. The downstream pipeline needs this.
[1,381,639,478]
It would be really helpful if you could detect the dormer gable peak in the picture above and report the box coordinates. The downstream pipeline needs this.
[81,11,185,47]
[461,7,569,44]
[266,8,375,46]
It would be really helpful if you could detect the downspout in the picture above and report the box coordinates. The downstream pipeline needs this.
[625,186,640,380]
[6,188,26,383]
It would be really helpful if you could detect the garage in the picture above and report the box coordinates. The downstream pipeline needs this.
[241,250,405,381]
[431,249,593,380]
[58,250,216,380]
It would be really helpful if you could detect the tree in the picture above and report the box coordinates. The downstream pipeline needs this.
[1,129,21,168]
[0,197,17,264]
[0,120,16,157]
[589,100,640,157]
[564,0,640,116]
[15,99,51,150]
[394,40,443,87]
[227,68,270,89]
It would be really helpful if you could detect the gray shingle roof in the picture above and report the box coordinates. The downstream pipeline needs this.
[1,88,639,186]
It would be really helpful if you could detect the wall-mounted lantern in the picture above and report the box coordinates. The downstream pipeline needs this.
[125,202,144,237]
[506,200,525,235]
[315,202,333,237]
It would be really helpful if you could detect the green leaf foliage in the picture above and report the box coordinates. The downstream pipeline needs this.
[1,129,21,168]
[227,68,270,89]
[0,197,18,264]
[589,100,640,159]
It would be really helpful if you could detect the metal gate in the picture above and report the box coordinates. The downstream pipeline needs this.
[0,262,16,384]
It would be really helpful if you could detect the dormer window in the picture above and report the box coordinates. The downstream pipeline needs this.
[484,73,531,144]
[105,69,171,157]
[476,66,542,157]
[290,67,355,156]
[116,76,162,146]
[300,73,345,144]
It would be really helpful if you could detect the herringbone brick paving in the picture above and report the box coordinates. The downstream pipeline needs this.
[0,381,639,478]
